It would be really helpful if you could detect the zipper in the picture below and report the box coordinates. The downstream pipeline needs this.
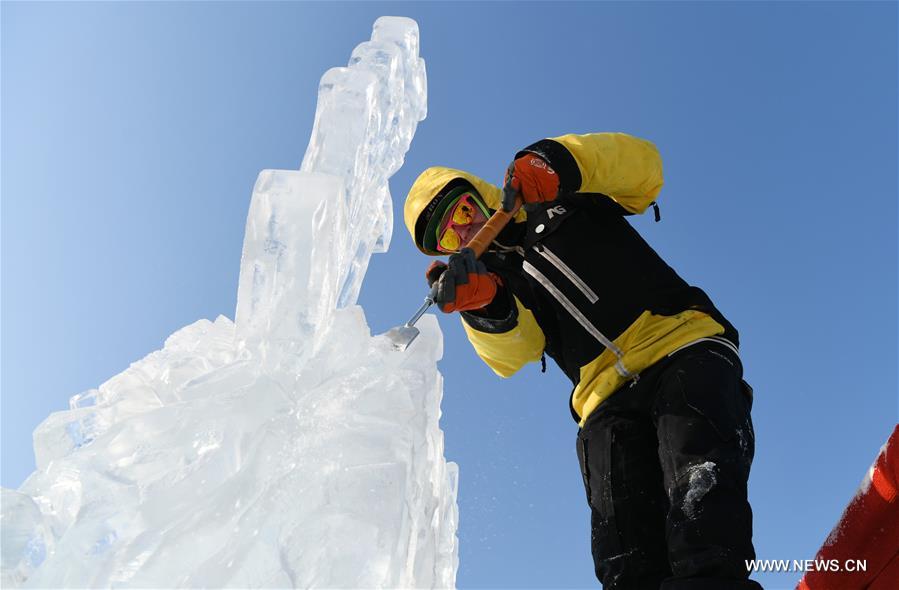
[534,244,599,303]
[522,260,632,378]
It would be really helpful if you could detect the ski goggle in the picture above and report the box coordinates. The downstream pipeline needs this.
[436,192,487,253]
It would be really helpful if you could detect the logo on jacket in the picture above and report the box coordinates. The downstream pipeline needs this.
[547,205,567,219]
[528,157,556,175]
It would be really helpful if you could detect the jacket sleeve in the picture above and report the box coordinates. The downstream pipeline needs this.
[459,286,546,378]
[516,132,664,214]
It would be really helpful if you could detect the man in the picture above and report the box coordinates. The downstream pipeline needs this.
[403,132,761,589]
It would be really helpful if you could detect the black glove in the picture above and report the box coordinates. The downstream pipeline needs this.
[426,248,498,313]
[425,260,448,287]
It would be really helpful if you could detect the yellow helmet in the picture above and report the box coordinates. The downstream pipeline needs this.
[403,167,522,255]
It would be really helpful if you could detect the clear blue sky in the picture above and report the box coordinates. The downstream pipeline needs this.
[2,3,896,589]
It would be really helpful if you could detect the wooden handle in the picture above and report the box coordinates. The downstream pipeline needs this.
[467,199,521,258]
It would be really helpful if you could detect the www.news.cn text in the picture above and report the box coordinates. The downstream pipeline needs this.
[746,559,868,573]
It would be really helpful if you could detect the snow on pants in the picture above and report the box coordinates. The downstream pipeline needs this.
[575,340,762,590]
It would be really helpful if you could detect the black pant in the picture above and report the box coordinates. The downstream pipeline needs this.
[576,341,762,590]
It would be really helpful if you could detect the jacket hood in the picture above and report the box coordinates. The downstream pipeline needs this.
[403,166,525,255]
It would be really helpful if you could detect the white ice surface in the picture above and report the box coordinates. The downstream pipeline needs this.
[1,16,459,589]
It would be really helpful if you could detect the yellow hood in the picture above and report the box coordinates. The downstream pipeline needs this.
[403,166,525,255]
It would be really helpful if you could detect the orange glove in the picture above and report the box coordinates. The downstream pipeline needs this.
[428,248,499,313]
[503,154,559,207]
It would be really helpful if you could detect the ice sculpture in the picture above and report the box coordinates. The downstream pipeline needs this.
[1,16,459,589]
